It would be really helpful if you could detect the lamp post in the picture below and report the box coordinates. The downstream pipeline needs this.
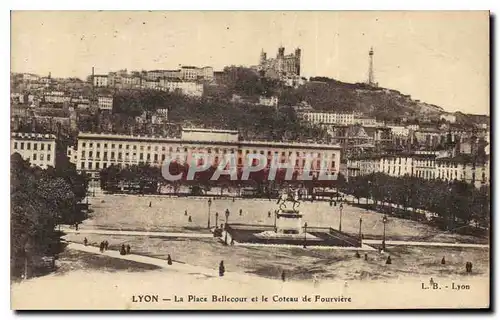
[207,198,212,229]
[215,212,219,228]
[359,217,363,243]
[339,203,344,232]
[274,210,278,232]
[224,209,230,245]
[303,222,308,248]
[366,180,372,209]
[382,215,388,251]
[448,186,453,231]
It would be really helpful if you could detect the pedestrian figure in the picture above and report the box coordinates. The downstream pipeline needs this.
[232,197,235,202]
[185,210,188,216]
[268,211,271,218]
[334,201,337,207]
[84,238,88,246]
[75,223,79,231]
[104,241,109,250]
[355,251,361,258]
[386,256,392,265]
[239,209,242,216]
[219,260,225,277]
[281,270,286,282]
[364,253,368,261]
[430,278,435,286]
[120,244,126,255]
[149,201,152,207]
[466,261,473,273]
[329,200,333,207]
[99,241,104,253]
[441,257,446,265]
[126,244,131,255]
[188,215,192,222]
[167,254,172,265]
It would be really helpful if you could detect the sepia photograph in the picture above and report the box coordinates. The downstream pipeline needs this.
[9,10,490,310]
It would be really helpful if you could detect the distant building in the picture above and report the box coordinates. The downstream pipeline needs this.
[144,79,160,90]
[22,73,40,82]
[10,132,57,169]
[158,80,204,97]
[93,75,109,88]
[388,125,410,137]
[44,91,71,104]
[72,130,342,182]
[157,108,168,118]
[98,96,113,111]
[259,96,279,107]
[440,114,457,123]
[180,66,198,81]
[198,66,214,81]
[71,96,90,105]
[355,117,380,126]
[300,111,355,126]
[152,108,169,124]
[257,46,301,80]
[122,76,142,89]
[436,154,490,188]
[347,151,489,188]
[145,68,215,81]
[11,93,25,104]
[291,101,314,112]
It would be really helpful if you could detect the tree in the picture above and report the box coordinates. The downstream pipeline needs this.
[11,153,77,279]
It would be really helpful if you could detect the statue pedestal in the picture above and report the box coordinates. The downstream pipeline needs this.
[276,209,303,235]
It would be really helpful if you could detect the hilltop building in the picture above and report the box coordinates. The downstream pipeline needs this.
[256,46,301,80]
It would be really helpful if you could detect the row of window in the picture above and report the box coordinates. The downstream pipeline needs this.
[79,142,336,158]
[30,153,52,162]
[382,158,410,165]
[382,166,410,176]
[13,141,52,151]
[80,149,338,164]
[415,170,436,179]
[436,163,460,168]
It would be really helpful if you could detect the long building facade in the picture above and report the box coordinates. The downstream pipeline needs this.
[10,132,57,169]
[70,129,342,182]
[347,152,490,189]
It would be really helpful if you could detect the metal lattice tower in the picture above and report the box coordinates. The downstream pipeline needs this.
[367,47,378,87]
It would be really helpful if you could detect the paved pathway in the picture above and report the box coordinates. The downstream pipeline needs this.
[62,227,487,249]
[61,227,213,239]
[67,242,271,284]
[363,239,489,248]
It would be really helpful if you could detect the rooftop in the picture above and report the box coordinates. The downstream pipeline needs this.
[11,132,57,140]
[77,132,342,150]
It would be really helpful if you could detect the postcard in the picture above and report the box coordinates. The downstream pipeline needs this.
[10,10,490,310]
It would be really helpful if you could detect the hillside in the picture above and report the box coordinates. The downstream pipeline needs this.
[279,77,445,122]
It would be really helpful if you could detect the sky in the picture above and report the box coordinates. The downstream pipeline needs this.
[11,11,489,115]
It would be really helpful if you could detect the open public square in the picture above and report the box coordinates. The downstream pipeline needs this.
[61,193,490,282]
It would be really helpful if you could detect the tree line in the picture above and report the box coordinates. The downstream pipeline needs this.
[11,153,89,279]
[343,173,490,231]
[99,162,346,197]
